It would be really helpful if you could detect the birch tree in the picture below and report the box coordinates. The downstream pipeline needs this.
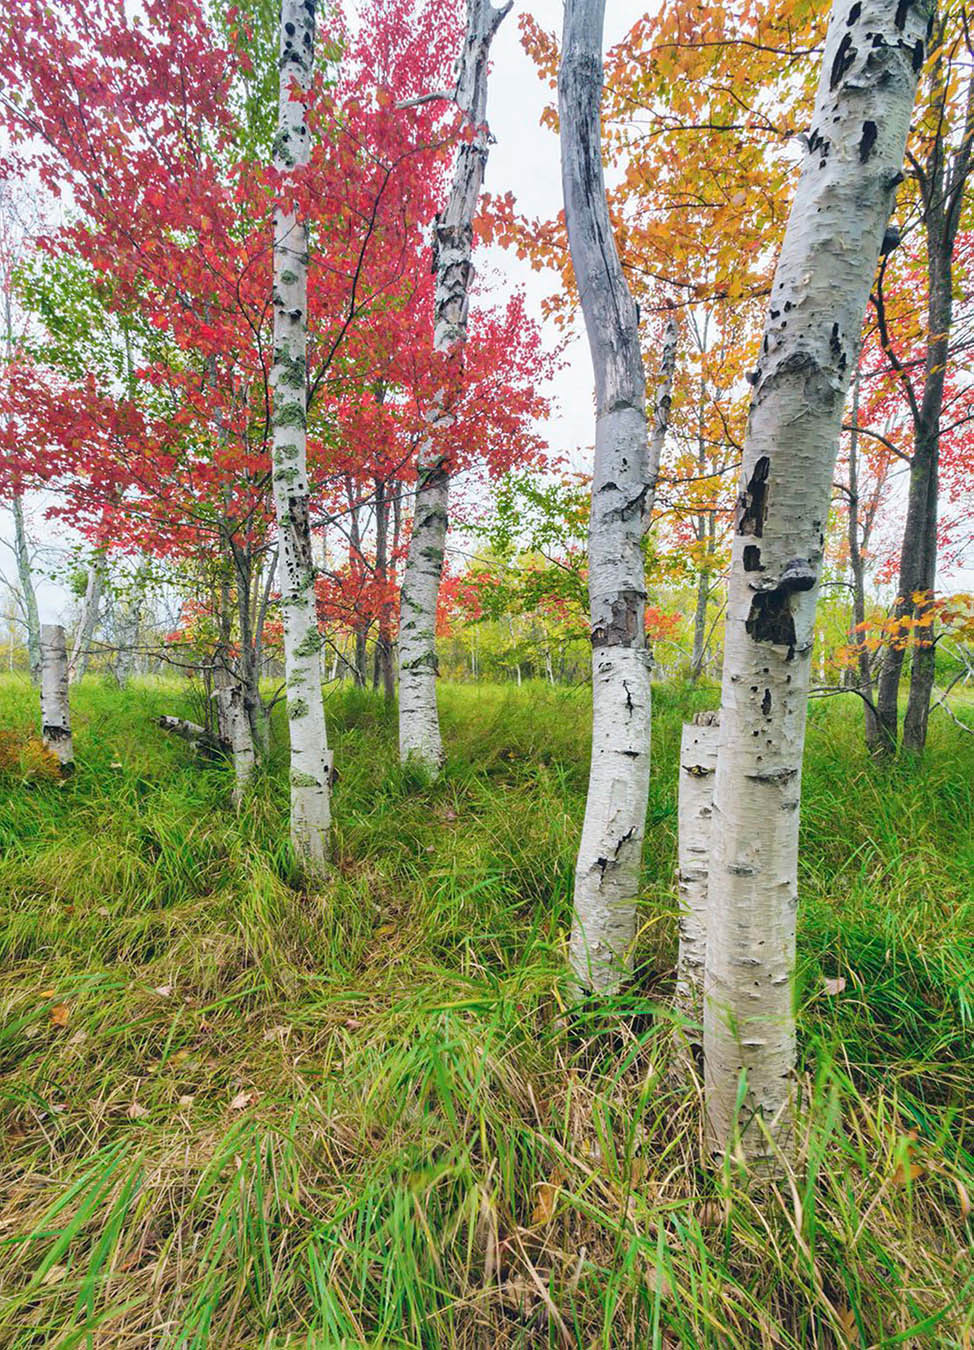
[397,0,512,773]
[68,555,105,682]
[560,0,670,993]
[702,0,932,1168]
[674,710,719,1068]
[11,494,40,682]
[39,623,73,772]
[270,0,331,874]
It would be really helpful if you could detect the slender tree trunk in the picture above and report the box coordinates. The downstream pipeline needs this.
[876,47,972,753]
[40,624,74,773]
[561,0,653,994]
[373,478,396,701]
[902,235,951,750]
[674,711,720,1072]
[69,556,105,682]
[216,682,256,807]
[114,557,149,687]
[12,493,40,683]
[702,0,929,1169]
[398,0,511,771]
[270,0,331,874]
[845,369,880,746]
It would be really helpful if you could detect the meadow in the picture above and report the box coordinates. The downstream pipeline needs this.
[0,675,972,1348]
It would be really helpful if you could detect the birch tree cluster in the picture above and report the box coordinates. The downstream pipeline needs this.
[1,0,970,1179]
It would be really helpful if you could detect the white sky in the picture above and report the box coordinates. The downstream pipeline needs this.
[481,1,649,469]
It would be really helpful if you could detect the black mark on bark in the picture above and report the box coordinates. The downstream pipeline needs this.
[830,33,856,89]
[737,457,770,537]
[592,591,641,648]
[859,121,877,161]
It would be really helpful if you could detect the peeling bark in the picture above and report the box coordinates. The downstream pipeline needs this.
[39,624,73,773]
[398,0,511,772]
[270,0,331,874]
[703,0,930,1169]
[560,0,660,994]
[674,711,720,1071]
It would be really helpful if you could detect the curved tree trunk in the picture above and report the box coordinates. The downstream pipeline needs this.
[397,0,511,772]
[560,0,653,994]
[702,0,929,1170]
[270,0,331,875]
[40,624,74,772]
[12,493,40,683]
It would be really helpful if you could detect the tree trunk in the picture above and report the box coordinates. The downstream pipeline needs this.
[845,368,880,746]
[216,683,256,808]
[114,557,149,687]
[902,234,951,750]
[876,42,972,753]
[397,0,511,772]
[39,624,74,773]
[702,0,929,1169]
[69,557,105,682]
[674,711,720,1073]
[12,494,41,683]
[561,0,654,994]
[270,0,331,875]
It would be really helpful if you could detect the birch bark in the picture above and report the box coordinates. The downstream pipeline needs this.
[270,0,331,874]
[560,0,660,994]
[69,557,105,682]
[702,0,931,1168]
[397,0,511,772]
[12,493,40,683]
[40,623,73,772]
[216,682,256,808]
[674,711,719,1067]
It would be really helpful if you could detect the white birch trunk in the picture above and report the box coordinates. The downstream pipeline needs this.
[561,0,667,994]
[216,683,256,808]
[674,712,719,1069]
[397,0,511,772]
[703,0,932,1168]
[114,558,149,687]
[39,624,73,772]
[69,558,105,683]
[270,0,331,874]
[12,493,40,683]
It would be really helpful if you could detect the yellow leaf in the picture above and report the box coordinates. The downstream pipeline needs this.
[892,1160,924,1186]
[50,1004,70,1028]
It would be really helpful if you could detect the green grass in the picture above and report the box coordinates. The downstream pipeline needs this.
[0,674,972,1348]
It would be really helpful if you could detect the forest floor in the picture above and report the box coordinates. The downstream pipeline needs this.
[0,676,972,1348]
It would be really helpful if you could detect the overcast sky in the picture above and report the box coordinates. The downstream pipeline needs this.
[480,1,649,469]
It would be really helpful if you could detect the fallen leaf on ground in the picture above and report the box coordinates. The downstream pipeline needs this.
[154,985,173,998]
[126,1102,149,1119]
[50,1004,70,1028]
[822,975,846,996]
[177,1094,195,1108]
[229,1090,254,1110]
[892,1160,924,1185]
[41,1264,68,1287]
